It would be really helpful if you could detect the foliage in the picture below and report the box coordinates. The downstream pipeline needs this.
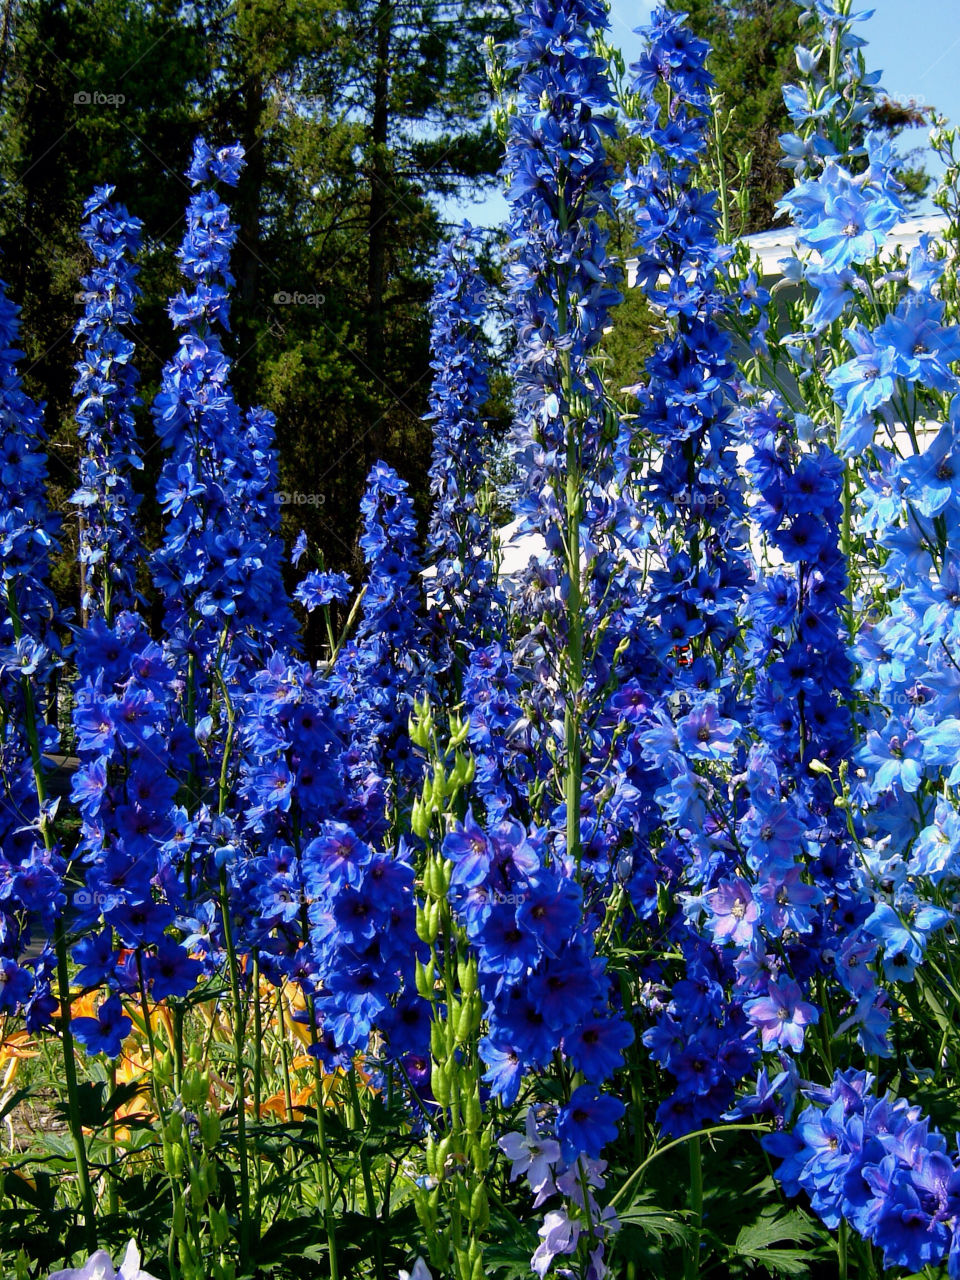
[0,3,960,1280]
[0,0,517,627]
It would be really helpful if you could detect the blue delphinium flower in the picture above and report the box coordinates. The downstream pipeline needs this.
[71,992,132,1058]
[65,142,304,1025]
[501,0,635,870]
[782,161,902,273]
[151,138,295,673]
[461,641,540,824]
[555,1086,625,1162]
[765,1069,960,1275]
[0,274,64,1023]
[332,462,426,790]
[613,6,764,1136]
[443,802,634,1223]
[71,187,144,618]
[424,226,503,665]
[487,18,649,1258]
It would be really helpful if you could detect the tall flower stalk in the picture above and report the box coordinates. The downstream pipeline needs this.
[503,0,622,864]
[424,226,503,666]
[0,276,97,1248]
[72,187,144,623]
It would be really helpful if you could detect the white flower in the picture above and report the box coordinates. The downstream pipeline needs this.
[47,1242,158,1280]
[399,1260,433,1280]
[118,1242,158,1280]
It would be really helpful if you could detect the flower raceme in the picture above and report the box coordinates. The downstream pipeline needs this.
[72,187,144,619]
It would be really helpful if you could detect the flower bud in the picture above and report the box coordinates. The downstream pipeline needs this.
[457,956,477,997]
[455,995,477,1044]
[415,957,436,999]
[431,1059,450,1107]
[430,1019,446,1059]
[469,1182,489,1230]
[462,1089,481,1134]
[411,797,430,839]
[200,1109,221,1148]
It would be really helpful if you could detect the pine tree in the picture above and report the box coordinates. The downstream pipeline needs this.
[668,0,932,235]
[1,0,518,633]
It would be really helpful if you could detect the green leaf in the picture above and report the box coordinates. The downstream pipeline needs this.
[102,1079,149,1115]
[3,1170,56,1211]
[51,1079,106,1130]
[733,1206,824,1277]
[0,1086,33,1122]
[618,1195,696,1247]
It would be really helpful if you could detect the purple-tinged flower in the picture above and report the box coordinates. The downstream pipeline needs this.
[745,977,819,1052]
[531,1207,580,1280]
[705,878,759,947]
[676,698,741,760]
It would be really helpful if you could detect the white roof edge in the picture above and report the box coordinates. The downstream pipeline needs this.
[624,211,951,287]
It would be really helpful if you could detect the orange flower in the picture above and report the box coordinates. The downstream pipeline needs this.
[0,1027,39,1134]
[258,1086,315,1120]
[282,987,314,1048]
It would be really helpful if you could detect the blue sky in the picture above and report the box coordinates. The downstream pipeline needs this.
[446,0,960,228]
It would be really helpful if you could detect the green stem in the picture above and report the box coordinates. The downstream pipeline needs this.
[307,1001,341,1280]
[54,920,98,1254]
[6,584,97,1253]
[349,1068,384,1280]
[838,1218,848,1280]
[556,191,583,873]
[107,1060,119,1218]
[218,868,251,1265]
[684,1135,703,1280]
[611,1123,767,1208]
[172,1004,184,1096]
[564,443,583,871]
[713,104,730,242]
[135,954,180,1280]
[328,585,367,666]
[252,951,263,1240]
[277,983,294,1121]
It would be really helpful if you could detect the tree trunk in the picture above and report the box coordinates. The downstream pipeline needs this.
[233,3,267,401]
[0,0,15,114]
[365,0,393,463]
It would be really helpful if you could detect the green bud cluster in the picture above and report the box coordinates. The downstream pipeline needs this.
[161,1064,236,1280]
[408,711,491,1280]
